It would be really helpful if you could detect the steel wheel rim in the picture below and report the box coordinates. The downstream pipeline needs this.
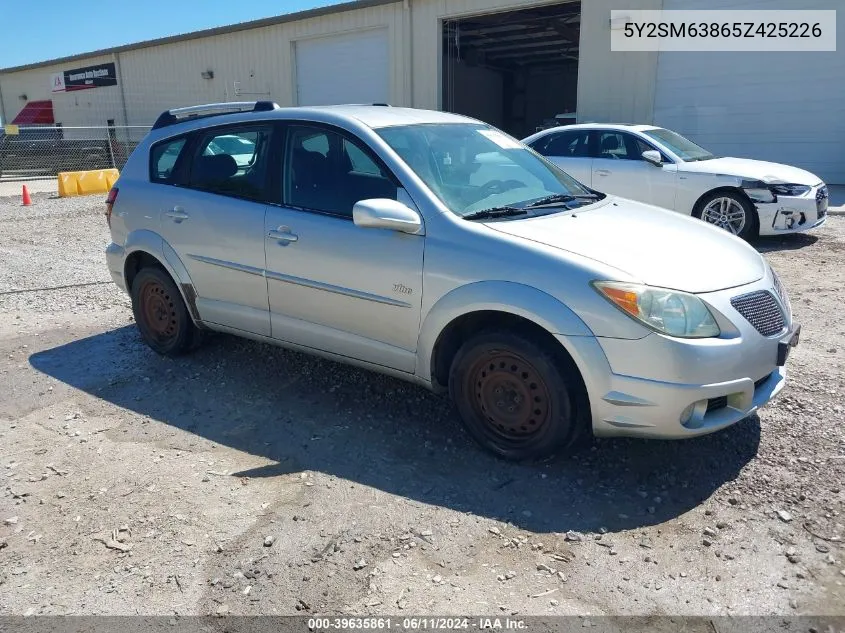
[702,197,746,235]
[139,280,179,343]
[467,350,551,442]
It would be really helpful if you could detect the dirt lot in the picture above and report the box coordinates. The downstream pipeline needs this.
[0,192,843,617]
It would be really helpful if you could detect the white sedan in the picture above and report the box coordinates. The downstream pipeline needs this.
[204,134,257,168]
[522,124,829,240]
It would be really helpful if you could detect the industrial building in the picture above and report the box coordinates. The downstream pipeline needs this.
[0,0,842,182]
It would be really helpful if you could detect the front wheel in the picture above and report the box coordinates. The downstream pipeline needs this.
[694,191,758,240]
[448,330,583,461]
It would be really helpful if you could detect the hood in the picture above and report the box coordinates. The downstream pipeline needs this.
[485,199,765,293]
[679,156,821,185]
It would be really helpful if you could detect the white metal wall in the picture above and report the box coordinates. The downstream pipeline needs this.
[118,2,407,126]
[654,0,845,183]
[0,54,126,128]
[577,0,661,124]
[1,0,660,134]
[0,2,408,128]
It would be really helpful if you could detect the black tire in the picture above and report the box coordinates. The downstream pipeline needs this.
[693,190,758,240]
[131,267,198,356]
[448,329,584,461]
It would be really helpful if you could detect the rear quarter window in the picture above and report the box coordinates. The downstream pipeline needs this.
[150,137,187,183]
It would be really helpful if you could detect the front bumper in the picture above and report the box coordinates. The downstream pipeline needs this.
[560,274,794,439]
[755,183,828,236]
[592,364,785,439]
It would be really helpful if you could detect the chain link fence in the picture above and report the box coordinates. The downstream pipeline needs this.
[0,125,150,180]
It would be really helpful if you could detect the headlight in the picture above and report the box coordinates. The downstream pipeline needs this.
[769,183,811,197]
[741,179,776,203]
[593,281,721,338]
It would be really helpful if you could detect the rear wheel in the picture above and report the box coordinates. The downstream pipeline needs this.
[448,330,582,460]
[694,190,758,240]
[131,267,198,356]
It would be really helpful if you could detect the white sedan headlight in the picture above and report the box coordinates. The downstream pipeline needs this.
[741,179,776,203]
[593,281,721,338]
[769,183,811,197]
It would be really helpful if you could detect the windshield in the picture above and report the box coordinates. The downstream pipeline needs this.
[377,123,597,217]
[641,128,714,162]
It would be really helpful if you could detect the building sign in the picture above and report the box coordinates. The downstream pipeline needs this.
[51,62,117,92]
[51,73,66,92]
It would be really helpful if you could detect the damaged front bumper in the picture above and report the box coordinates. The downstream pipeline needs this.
[756,183,828,235]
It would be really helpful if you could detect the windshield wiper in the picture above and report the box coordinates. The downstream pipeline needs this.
[523,193,600,209]
[462,206,528,221]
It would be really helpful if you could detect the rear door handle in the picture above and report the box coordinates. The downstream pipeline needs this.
[165,208,189,221]
[595,169,611,176]
[267,228,298,244]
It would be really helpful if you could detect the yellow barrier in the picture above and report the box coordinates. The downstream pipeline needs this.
[58,168,120,197]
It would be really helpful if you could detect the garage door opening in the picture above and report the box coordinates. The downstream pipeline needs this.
[442,2,580,139]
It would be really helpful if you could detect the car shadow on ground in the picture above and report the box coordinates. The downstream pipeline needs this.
[753,232,819,253]
[30,326,760,535]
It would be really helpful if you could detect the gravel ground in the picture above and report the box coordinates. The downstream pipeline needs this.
[0,192,843,618]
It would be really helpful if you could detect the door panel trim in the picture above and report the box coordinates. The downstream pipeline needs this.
[208,320,426,386]
[195,298,271,337]
[270,310,415,371]
[265,268,412,308]
[186,253,264,277]
[186,252,412,308]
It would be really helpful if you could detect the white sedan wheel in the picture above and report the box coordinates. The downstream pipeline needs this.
[701,196,748,235]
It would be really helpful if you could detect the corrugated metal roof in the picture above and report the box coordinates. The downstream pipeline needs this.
[0,0,402,74]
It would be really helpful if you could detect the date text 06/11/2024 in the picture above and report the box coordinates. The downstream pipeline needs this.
[306,618,528,630]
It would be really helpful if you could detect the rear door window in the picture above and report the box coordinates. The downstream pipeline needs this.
[533,130,591,158]
[188,125,274,201]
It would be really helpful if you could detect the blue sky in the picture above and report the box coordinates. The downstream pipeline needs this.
[0,0,341,69]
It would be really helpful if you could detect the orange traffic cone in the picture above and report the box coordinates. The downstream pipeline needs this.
[21,185,32,206]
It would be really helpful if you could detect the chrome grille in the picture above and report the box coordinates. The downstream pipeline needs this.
[730,290,785,337]
[771,268,791,320]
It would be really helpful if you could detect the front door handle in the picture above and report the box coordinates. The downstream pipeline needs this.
[267,228,298,244]
[165,208,189,221]
[595,169,611,176]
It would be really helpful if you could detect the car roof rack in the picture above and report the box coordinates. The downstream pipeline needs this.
[152,101,280,130]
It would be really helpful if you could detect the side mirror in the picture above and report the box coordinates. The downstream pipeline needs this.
[642,150,663,167]
[353,198,423,235]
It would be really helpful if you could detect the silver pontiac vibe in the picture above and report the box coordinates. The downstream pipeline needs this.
[105,102,799,460]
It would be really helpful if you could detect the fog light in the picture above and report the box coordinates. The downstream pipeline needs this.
[680,403,695,424]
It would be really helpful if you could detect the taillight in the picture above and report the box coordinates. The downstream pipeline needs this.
[105,187,119,227]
